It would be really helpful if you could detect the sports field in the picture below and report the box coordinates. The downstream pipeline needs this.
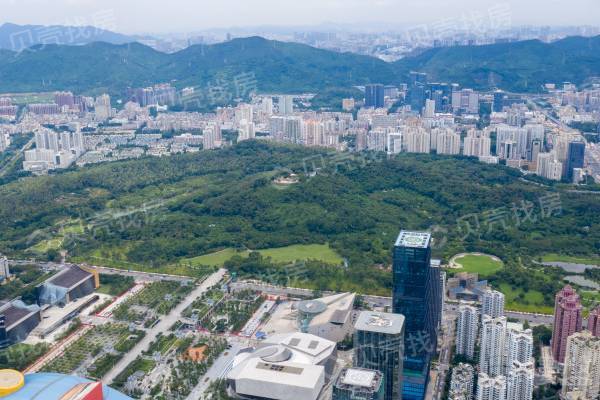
[451,253,503,277]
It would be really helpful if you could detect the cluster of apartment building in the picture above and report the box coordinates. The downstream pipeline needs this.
[451,284,600,400]
[0,79,593,185]
[452,289,535,400]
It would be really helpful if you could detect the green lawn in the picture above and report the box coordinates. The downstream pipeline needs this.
[497,283,553,314]
[74,243,343,277]
[452,254,503,277]
[541,254,600,266]
[258,244,343,264]
[177,244,343,267]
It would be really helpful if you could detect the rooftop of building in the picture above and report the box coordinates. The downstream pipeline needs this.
[336,367,382,392]
[394,230,431,249]
[228,332,336,391]
[46,266,92,290]
[354,311,404,335]
[0,300,40,330]
[229,356,323,389]
[299,292,355,325]
[260,332,336,365]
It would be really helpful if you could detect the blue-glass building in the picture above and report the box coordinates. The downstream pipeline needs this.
[392,231,439,400]
[354,311,405,400]
[365,84,385,109]
[564,141,585,181]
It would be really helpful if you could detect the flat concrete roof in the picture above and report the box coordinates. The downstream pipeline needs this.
[354,311,404,335]
[342,368,377,388]
[394,230,431,249]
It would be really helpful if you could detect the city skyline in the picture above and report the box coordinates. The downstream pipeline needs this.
[0,0,599,34]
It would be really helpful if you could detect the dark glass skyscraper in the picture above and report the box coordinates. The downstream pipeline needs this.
[392,231,439,400]
[365,84,385,108]
[493,90,505,112]
[354,311,405,400]
[564,141,585,181]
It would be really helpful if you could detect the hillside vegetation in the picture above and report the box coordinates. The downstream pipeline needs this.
[1,36,599,96]
[0,141,599,300]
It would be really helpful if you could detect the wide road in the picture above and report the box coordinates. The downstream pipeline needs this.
[0,136,33,177]
[8,259,192,282]
[186,341,243,400]
[103,268,226,384]
[431,311,456,400]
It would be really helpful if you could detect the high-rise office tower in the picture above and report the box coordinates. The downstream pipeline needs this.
[506,361,535,400]
[333,368,385,400]
[477,374,506,400]
[354,311,405,400]
[588,306,600,337]
[392,230,439,400]
[408,84,426,114]
[493,90,505,112]
[561,331,600,400]
[365,84,385,109]
[564,141,585,182]
[505,324,533,375]
[481,289,505,318]
[409,72,428,87]
[552,285,583,363]
[449,363,475,400]
[479,315,507,377]
[456,304,478,360]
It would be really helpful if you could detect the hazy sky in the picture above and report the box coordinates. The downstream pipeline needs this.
[1,0,599,34]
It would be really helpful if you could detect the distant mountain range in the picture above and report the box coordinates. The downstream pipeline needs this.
[0,33,598,97]
[0,23,139,50]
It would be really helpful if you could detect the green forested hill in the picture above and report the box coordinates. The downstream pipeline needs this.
[0,141,599,298]
[1,35,599,96]
[0,37,395,95]
[394,36,600,91]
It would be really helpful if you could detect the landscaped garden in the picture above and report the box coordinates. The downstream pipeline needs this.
[41,323,145,377]
[113,281,194,324]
